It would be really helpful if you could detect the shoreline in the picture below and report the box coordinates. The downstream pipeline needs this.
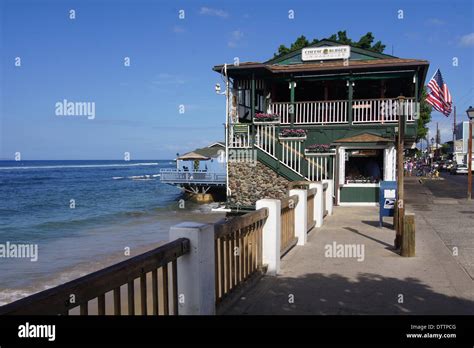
[0,209,226,307]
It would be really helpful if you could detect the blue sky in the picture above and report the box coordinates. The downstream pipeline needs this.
[1,0,473,159]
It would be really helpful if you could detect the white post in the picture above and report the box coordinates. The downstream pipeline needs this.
[309,182,324,228]
[289,189,307,246]
[322,179,334,215]
[255,199,281,275]
[169,222,215,315]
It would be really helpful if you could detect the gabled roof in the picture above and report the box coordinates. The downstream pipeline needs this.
[177,151,210,161]
[178,142,225,160]
[265,39,396,65]
[333,132,392,143]
[212,39,429,79]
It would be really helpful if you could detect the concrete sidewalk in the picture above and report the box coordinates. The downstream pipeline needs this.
[223,202,474,314]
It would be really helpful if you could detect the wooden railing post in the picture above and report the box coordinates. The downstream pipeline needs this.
[169,222,215,315]
[289,189,307,246]
[401,213,415,257]
[309,182,324,227]
[255,199,281,275]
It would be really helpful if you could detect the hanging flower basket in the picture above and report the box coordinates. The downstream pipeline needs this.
[254,113,280,124]
[278,128,307,141]
[304,143,335,156]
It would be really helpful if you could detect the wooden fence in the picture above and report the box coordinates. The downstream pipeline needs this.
[214,208,268,304]
[0,238,190,315]
[280,195,299,256]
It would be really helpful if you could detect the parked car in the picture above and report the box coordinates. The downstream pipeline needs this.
[450,164,468,175]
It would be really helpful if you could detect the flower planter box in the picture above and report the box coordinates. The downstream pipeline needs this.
[278,135,307,141]
[254,113,280,124]
[278,129,306,141]
[304,149,336,156]
[304,144,334,156]
[254,120,280,125]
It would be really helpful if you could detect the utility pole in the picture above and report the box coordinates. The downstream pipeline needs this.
[453,106,457,144]
[467,106,474,200]
[436,122,440,159]
[395,96,406,249]
[469,119,473,200]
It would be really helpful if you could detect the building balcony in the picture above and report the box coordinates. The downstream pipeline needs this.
[269,97,417,125]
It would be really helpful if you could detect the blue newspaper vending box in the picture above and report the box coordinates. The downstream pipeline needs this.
[379,181,397,227]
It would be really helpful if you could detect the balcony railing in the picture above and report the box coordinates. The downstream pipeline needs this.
[160,169,226,185]
[352,98,416,123]
[269,97,416,125]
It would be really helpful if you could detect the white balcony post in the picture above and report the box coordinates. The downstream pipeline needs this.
[322,179,334,215]
[169,222,215,315]
[289,189,307,246]
[309,182,324,228]
[255,199,281,276]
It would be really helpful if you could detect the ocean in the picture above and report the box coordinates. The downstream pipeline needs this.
[0,160,224,306]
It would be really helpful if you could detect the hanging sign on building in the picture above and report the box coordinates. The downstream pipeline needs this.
[302,45,351,61]
[233,124,249,134]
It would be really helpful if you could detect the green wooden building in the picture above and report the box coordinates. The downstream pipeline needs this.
[213,39,429,206]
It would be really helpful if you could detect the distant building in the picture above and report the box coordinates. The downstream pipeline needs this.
[160,142,226,202]
[455,121,474,164]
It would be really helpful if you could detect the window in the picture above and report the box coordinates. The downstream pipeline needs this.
[345,149,384,183]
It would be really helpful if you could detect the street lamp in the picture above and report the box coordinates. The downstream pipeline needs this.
[466,106,474,200]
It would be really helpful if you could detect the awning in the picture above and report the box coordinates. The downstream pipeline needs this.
[177,152,210,161]
[333,132,393,144]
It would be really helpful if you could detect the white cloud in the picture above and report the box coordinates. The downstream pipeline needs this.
[228,30,243,48]
[460,33,474,47]
[199,7,229,18]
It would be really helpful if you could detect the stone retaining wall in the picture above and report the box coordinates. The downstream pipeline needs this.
[228,161,290,206]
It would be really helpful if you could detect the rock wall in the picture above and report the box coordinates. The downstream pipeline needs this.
[228,161,290,206]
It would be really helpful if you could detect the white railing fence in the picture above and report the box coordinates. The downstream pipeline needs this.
[281,140,303,174]
[306,156,331,182]
[269,98,416,125]
[255,124,277,158]
[352,98,415,123]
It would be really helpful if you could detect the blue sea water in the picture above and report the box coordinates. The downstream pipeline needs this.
[0,160,222,305]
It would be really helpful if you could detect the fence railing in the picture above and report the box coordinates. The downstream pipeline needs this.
[307,188,316,232]
[280,195,299,256]
[0,238,190,315]
[281,140,303,174]
[229,124,251,148]
[352,98,416,123]
[214,208,268,304]
[270,100,348,125]
[160,169,226,185]
[269,98,415,125]
[255,124,277,158]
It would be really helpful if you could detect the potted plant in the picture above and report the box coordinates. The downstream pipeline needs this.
[278,128,307,141]
[254,113,280,124]
[304,143,335,155]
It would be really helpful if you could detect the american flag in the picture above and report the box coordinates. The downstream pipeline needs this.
[426,69,453,116]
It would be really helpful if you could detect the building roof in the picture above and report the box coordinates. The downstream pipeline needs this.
[178,142,224,160]
[213,39,429,82]
[177,152,210,161]
[333,132,393,143]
